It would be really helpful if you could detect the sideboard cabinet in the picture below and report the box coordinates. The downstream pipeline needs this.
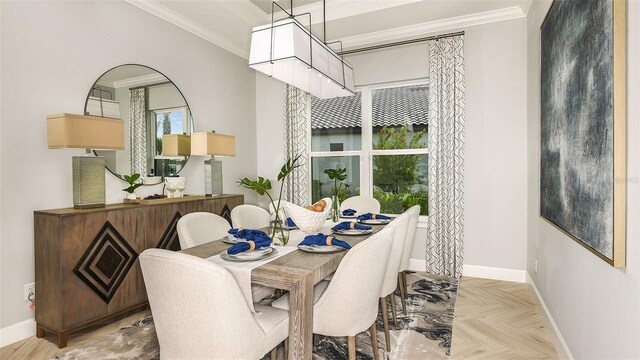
[34,194,243,348]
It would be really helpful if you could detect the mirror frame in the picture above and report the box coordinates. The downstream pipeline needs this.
[84,64,195,183]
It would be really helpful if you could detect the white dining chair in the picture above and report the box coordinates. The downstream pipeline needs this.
[230,204,271,229]
[139,249,288,360]
[272,226,395,360]
[177,212,274,302]
[340,196,381,214]
[398,205,421,314]
[377,211,410,351]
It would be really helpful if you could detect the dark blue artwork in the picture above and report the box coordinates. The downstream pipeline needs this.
[540,0,614,260]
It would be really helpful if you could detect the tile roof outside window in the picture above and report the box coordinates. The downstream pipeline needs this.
[311,84,428,129]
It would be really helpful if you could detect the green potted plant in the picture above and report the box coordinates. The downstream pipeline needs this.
[122,173,143,201]
[324,167,348,221]
[238,155,301,245]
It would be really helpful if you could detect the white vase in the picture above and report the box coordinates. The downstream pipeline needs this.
[125,192,137,200]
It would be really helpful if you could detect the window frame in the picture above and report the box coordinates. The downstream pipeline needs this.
[151,106,191,159]
[310,79,429,221]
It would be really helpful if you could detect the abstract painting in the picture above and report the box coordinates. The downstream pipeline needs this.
[540,0,626,267]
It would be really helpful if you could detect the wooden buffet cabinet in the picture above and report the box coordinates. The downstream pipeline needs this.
[34,194,243,348]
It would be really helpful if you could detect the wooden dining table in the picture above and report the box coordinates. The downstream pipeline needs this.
[180,221,387,360]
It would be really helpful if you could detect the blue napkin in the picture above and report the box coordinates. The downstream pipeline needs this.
[300,234,351,249]
[332,221,372,231]
[286,217,296,228]
[226,229,272,255]
[342,208,357,216]
[228,229,269,238]
[357,213,391,221]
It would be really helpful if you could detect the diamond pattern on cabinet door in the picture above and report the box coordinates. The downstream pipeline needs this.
[73,221,138,303]
[220,204,232,227]
[156,212,182,251]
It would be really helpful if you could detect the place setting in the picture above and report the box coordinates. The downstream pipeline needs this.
[220,229,278,262]
[339,208,358,219]
[331,221,373,236]
[297,233,352,253]
[356,212,393,225]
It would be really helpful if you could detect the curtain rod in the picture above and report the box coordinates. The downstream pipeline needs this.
[337,31,465,56]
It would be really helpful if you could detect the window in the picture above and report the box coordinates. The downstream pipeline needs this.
[151,107,191,176]
[310,82,428,216]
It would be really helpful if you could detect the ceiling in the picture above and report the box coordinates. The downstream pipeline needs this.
[126,0,532,59]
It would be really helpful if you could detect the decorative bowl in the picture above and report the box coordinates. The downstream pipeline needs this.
[284,198,332,233]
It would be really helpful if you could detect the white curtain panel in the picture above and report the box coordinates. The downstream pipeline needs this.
[426,35,465,278]
[283,84,311,206]
[129,88,147,176]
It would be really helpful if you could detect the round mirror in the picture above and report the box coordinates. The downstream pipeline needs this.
[85,64,194,182]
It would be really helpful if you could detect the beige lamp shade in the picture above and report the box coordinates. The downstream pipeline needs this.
[47,114,124,150]
[162,134,191,156]
[191,131,235,157]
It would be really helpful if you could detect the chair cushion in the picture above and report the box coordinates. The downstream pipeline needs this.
[254,304,290,353]
[271,280,330,311]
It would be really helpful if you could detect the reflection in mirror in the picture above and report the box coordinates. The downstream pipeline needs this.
[85,64,194,181]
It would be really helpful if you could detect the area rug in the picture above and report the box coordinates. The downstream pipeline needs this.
[54,272,457,360]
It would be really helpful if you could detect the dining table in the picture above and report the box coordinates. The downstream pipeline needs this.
[180,219,388,360]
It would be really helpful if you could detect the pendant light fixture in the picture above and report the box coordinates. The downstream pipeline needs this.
[249,0,355,99]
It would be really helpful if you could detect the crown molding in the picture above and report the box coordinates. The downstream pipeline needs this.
[123,0,249,59]
[290,0,424,25]
[521,0,534,16]
[215,0,269,26]
[112,73,168,89]
[339,6,526,51]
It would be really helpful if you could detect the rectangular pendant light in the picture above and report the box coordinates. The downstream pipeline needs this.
[249,17,355,99]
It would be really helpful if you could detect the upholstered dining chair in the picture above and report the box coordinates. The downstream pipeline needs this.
[230,204,271,229]
[271,226,395,360]
[177,212,273,302]
[377,211,410,351]
[340,195,381,214]
[398,205,421,314]
[139,249,288,360]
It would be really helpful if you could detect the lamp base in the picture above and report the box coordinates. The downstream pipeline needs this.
[72,156,106,209]
[204,158,223,196]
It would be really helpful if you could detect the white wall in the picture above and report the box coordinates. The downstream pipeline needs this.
[527,1,640,358]
[0,0,258,330]
[255,17,529,271]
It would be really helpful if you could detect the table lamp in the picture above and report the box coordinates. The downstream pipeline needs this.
[162,134,191,157]
[47,114,124,208]
[190,131,235,196]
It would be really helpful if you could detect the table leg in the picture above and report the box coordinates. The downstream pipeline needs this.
[288,274,314,360]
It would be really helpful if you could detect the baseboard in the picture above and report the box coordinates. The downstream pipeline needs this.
[462,264,527,283]
[408,259,426,272]
[0,318,35,348]
[526,273,574,360]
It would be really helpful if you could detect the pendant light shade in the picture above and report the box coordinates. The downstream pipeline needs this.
[249,17,355,99]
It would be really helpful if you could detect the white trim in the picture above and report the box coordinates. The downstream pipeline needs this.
[462,264,527,283]
[215,0,268,27]
[416,216,428,228]
[521,0,534,16]
[123,0,249,59]
[370,149,429,156]
[112,73,167,89]
[339,6,526,50]
[526,273,574,360]
[407,258,426,272]
[0,318,35,347]
[310,151,362,158]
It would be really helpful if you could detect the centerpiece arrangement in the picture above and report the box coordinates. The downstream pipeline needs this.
[238,156,300,245]
[324,167,348,221]
[122,173,143,202]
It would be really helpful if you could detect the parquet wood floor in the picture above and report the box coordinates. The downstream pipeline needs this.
[1,276,558,359]
[450,277,558,359]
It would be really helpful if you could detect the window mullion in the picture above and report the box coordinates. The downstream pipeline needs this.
[361,87,373,197]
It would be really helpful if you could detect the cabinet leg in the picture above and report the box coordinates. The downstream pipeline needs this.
[36,324,45,338]
[57,331,68,349]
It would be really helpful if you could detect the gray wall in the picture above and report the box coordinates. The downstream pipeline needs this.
[256,17,529,271]
[526,1,640,358]
[0,0,258,329]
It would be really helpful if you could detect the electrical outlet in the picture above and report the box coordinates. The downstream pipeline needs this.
[534,259,538,273]
[24,283,35,301]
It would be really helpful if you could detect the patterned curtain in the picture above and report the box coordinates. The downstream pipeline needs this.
[283,84,311,206]
[129,88,147,176]
[426,35,465,278]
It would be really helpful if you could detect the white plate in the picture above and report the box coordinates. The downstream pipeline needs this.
[358,218,392,225]
[332,228,373,236]
[221,247,276,262]
[297,245,346,253]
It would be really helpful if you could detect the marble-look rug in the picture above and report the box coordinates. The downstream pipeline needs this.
[55,272,457,360]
